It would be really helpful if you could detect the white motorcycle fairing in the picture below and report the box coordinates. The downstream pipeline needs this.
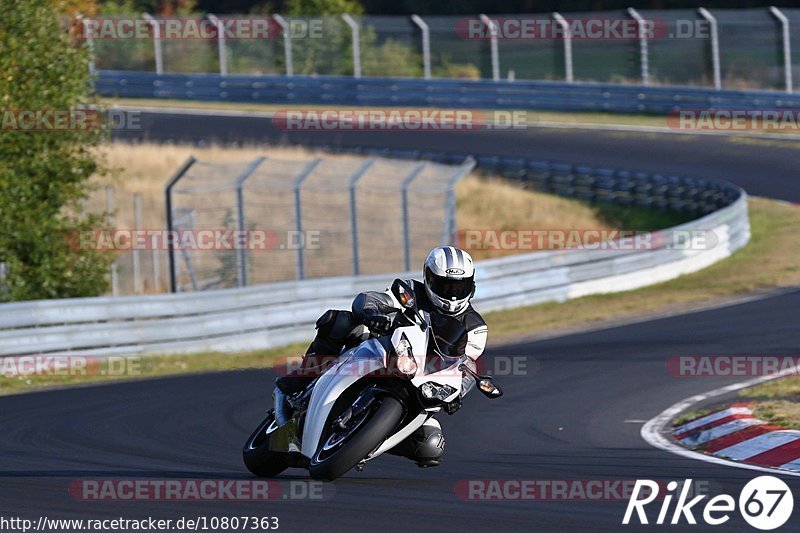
[300,338,387,459]
[301,316,464,461]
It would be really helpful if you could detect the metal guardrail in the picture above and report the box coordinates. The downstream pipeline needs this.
[96,70,800,115]
[0,154,749,357]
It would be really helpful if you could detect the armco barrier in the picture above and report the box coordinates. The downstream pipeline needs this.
[0,154,749,357]
[96,70,800,115]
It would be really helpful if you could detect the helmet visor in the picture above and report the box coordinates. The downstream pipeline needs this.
[426,270,474,301]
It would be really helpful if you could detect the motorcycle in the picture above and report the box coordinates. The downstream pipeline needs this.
[243,279,502,481]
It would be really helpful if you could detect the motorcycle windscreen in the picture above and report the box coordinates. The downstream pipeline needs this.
[424,313,468,373]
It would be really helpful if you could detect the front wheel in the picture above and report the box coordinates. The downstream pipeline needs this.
[309,395,403,481]
[243,410,289,477]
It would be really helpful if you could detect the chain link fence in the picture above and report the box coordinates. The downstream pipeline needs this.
[86,8,799,91]
[162,154,474,293]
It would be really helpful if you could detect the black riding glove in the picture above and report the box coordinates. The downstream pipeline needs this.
[361,311,392,335]
[443,395,462,415]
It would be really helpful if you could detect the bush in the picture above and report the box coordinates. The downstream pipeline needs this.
[0,0,111,301]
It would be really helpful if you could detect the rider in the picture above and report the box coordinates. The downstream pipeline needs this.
[275,246,488,467]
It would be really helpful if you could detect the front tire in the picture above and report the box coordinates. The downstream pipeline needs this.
[243,410,289,477]
[309,396,403,481]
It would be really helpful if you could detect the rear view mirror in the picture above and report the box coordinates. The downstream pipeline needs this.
[477,376,503,399]
[391,279,416,310]
[459,362,503,399]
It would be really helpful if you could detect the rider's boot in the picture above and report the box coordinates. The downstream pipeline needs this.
[388,418,445,467]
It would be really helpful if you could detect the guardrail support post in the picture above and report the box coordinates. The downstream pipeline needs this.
[479,14,500,81]
[553,12,573,83]
[133,193,143,294]
[142,13,164,75]
[293,158,323,280]
[273,15,294,77]
[234,156,267,288]
[770,6,793,94]
[698,8,721,90]
[411,14,431,79]
[208,14,228,76]
[164,156,197,293]
[627,8,650,86]
[442,157,476,246]
[401,163,427,272]
[342,14,362,78]
[347,158,376,276]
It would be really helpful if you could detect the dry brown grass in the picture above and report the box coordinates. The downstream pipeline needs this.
[88,143,622,235]
[86,143,636,292]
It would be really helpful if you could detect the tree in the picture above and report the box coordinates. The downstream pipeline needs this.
[0,0,112,301]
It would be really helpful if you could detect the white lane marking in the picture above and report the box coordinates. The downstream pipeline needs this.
[641,362,800,478]
[673,405,752,435]
[714,431,800,461]
[679,418,764,447]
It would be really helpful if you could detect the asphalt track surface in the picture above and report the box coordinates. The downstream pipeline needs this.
[114,109,800,202]
[1,113,798,531]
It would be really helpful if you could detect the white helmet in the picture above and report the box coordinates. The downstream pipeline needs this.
[423,246,475,315]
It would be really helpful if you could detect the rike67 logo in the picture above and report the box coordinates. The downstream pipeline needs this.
[623,477,794,530]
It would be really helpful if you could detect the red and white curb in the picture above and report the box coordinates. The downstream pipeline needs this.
[672,403,800,473]
[641,366,800,477]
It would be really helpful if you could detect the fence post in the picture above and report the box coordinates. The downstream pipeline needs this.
[142,13,164,75]
[770,6,793,94]
[410,14,431,79]
[293,158,323,280]
[133,193,143,294]
[105,186,118,296]
[207,14,228,76]
[78,14,95,74]
[164,156,197,293]
[234,156,267,288]
[479,14,500,81]
[347,158,376,276]
[272,14,294,77]
[442,157,476,246]
[341,14,362,78]
[698,8,721,90]
[627,8,649,86]
[401,163,427,272]
[553,12,573,83]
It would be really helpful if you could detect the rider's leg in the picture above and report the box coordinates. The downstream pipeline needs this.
[388,417,445,467]
[275,309,367,395]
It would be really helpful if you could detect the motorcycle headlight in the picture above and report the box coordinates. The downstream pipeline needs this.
[395,334,417,376]
[420,382,457,401]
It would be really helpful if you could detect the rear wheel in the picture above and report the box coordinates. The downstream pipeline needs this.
[243,410,289,477]
[309,395,403,481]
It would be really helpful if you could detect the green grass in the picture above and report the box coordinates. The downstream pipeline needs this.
[673,408,716,428]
